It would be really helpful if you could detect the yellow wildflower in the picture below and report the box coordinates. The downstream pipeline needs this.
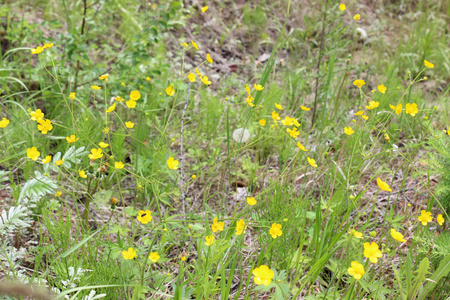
[130,90,141,101]
[405,103,418,116]
[297,142,308,152]
[205,235,215,246]
[300,105,311,111]
[437,214,444,226]
[259,119,266,126]
[424,60,434,69]
[106,103,116,113]
[376,178,392,192]
[166,85,175,96]
[275,103,283,110]
[122,248,137,260]
[254,84,264,91]
[201,6,209,13]
[88,148,103,160]
[99,74,109,81]
[235,219,245,235]
[354,14,360,20]
[27,147,40,161]
[115,161,124,169]
[188,73,195,82]
[167,157,179,170]
[149,252,160,263]
[125,121,134,128]
[307,157,317,168]
[91,85,101,90]
[247,197,257,206]
[137,210,152,224]
[353,79,365,88]
[390,228,406,242]
[418,210,432,225]
[366,101,380,110]
[339,3,346,11]
[269,223,282,239]
[252,265,274,286]
[348,261,364,280]
[56,158,64,166]
[0,118,10,128]
[42,155,52,164]
[344,127,354,135]
[364,242,382,263]
[206,53,213,64]
[211,217,225,232]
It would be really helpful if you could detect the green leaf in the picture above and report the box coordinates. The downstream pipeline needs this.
[418,254,450,300]
[408,257,429,299]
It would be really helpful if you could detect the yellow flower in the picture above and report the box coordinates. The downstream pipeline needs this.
[167,157,179,170]
[115,161,124,169]
[405,103,418,116]
[300,105,311,111]
[235,219,245,235]
[55,191,62,197]
[195,68,202,76]
[272,111,281,122]
[259,119,266,126]
[245,84,251,95]
[88,148,103,160]
[390,228,406,242]
[115,96,124,102]
[206,53,213,64]
[247,197,257,206]
[192,174,196,179]
[166,85,175,96]
[126,99,137,108]
[192,41,199,50]
[42,155,52,164]
[122,247,137,260]
[339,3,346,11]
[181,256,187,261]
[389,104,402,115]
[364,242,382,263]
[307,157,317,168]
[182,42,189,48]
[424,60,434,69]
[437,214,444,226]
[211,217,225,232]
[99,142,109,148]
[146,77,151,81]
[418,210,432,225]
[137,210,152,224]
[348,261,364,280]
[353,79,365,88]
[349,229,363,239]
[103,127,110,134]
[366,101,380,110]
[201,6,209,13]
[149,252,160,263]
[0,118,10,128]
[384,133,390,141]
[91,85,101,90]
[344,127,354,135]
[125,121,134,128]
[27,147,40,161]
[252,265,274,286]
[287,127,300,138]
[205,235,215,246]
[69,92,76,100]
[201,75,211,86]
[99,74,109,81]
[269,223,282,239]
[376,178,392,192]
[353,14,360,20]
[377,84,387,94]
[246,95,255,107]
[42,43,54,49]
[31,46,44,54]
[30,109,44,122]
[354,110,364,116]
[130,90,141,101]
[37,119,53,134]
[275,103,283,110]
[188,73,196,82]
[297,142,308,152]
[106,103,116,113]
[254,84,264,91]
[79,170,87,178]
[56,158,64,166]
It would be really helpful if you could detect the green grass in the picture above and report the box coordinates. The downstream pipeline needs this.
[0,0,450,299]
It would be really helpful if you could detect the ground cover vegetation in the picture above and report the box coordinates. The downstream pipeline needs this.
[0,0,450,299]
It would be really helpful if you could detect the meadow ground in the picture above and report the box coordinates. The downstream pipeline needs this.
[0,0,450,299]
